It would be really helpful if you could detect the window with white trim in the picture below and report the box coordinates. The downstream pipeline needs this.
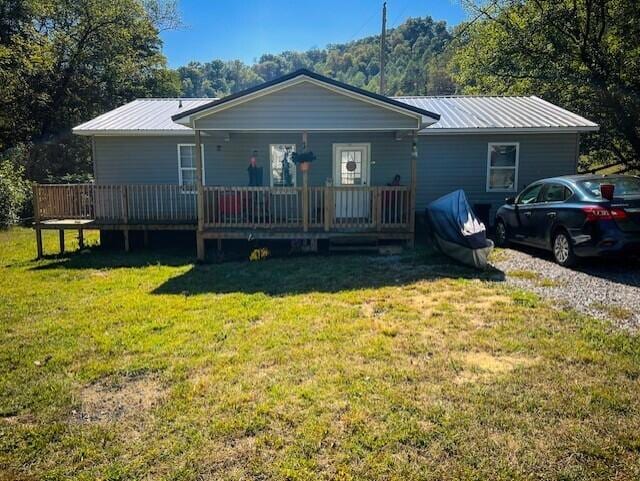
[486,142,519,192]
[178,144,205,193]
[270,144,296,187]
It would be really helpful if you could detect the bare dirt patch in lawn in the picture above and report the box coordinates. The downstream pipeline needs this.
[72,374,166,424]
[453,351,539,384]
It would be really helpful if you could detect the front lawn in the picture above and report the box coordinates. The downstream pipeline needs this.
[1,227,639,480]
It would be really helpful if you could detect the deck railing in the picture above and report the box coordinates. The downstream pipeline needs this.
[202,185,410,231]
[35,184,197,224]
[34,183,410,231]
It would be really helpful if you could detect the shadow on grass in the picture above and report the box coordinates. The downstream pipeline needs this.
[29,245,197,270]
[29,241,505,296]
[152,247,506,296]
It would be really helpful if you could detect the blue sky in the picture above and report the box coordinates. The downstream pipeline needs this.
[160,1,468,67]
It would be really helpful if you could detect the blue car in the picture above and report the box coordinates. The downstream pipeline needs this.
[494,175,640,266]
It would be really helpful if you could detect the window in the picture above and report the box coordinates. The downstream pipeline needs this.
[543,183,572,202]
[339,149,363,185]
[270,144,296,187]
[487,143,519,192]
[517,183,543,205]
[178,144,205,193]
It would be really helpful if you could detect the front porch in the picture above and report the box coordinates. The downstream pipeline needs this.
[32,181,415,259]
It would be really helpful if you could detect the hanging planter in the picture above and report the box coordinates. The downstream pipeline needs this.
[292,151,316,173]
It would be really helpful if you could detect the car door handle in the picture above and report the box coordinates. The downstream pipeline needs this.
[546,212,557,218]
[524,211,532,216]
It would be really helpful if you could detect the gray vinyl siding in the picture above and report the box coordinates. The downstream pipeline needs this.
[416,133,579,217]
[94,136,196,184]
[193,82,420,131]
[94,132,579,223]
[94,132,413,188]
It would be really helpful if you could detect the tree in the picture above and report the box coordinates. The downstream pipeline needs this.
[174,16,456,99]
[0,147,30,227]
[451,0,640,169]
[141,0,183,31]
[0,0,181,181]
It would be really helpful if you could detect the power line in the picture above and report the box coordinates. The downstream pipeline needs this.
[347,7,380,43]
[390,0,411,27]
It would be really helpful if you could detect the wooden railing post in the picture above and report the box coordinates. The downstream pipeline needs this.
[301,131,309,233]
[121,185,129,224]
[324,186,331,232]
[302,171,309,232]
[375,187,382,232]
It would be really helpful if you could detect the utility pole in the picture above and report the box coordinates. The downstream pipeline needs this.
[379,1,387,95]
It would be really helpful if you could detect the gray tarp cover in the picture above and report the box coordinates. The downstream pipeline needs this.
[426,189,494,269]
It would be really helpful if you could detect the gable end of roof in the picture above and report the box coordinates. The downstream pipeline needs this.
[171,69,441,123]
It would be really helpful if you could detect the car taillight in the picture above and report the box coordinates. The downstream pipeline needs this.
[582,206,628,221]
[610,208,628,220]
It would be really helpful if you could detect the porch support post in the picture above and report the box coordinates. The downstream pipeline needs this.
[123,230,130,252]
[195,129,206,261]
[59,229,65,254]
[302,131,309,232]
[35,228,43,259]
[409,131,418,247]
[33,183,43,259]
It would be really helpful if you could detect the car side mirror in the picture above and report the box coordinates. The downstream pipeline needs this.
[505,196,516,205]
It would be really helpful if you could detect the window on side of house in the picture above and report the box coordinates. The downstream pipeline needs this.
[486,142,519,192]
[270,144,296,187]
[178,144,205,193]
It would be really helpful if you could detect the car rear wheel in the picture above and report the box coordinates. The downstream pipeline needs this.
[552,231,577,267]
[494,219,509,247]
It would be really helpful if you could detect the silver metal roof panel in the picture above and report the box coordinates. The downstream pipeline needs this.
[73,95,598,135]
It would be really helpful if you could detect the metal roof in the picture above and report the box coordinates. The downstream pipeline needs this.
[73,98,214,135]
[395,95,598,133]
[73,94,598,136]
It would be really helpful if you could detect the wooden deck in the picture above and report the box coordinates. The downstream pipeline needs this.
[33,183,415,258]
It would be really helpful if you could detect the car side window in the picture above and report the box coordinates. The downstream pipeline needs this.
[517,184,543,205]
[543,183,572,203]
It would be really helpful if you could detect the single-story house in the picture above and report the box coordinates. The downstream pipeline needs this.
[32,69,598,260]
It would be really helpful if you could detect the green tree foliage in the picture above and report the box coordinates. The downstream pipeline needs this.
[0,147,30,227]
[0,0,181,181]
[178,16,457,98]
[450,0,640,170]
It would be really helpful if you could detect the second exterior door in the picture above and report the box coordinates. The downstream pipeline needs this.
[333,143,371,220]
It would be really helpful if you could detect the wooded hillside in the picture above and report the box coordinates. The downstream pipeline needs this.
[178,16,457,98]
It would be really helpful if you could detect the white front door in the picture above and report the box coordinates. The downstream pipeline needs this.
[333,143,371,220]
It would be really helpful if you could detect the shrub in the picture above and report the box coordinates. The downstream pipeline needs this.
[0,155,30,228]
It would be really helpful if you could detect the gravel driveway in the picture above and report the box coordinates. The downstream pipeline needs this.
[492,247,640,330]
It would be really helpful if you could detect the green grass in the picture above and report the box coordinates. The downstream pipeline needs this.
[1,227,640,480]
[508,269,563,287]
